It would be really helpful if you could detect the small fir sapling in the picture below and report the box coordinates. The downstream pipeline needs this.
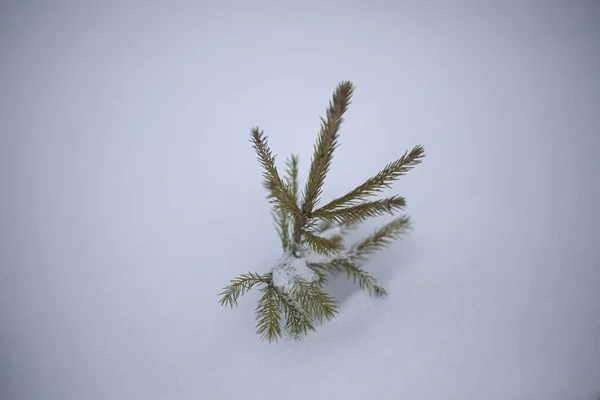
[219,81,425,342]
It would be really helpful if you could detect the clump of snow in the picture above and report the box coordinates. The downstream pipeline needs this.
[271,253,318,292]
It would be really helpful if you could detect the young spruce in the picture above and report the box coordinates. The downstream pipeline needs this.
[219,81,425,342]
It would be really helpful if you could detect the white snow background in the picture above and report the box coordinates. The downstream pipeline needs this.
[1,1,599,399]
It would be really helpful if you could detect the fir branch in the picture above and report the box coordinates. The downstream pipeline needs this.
[310,268,329,285]
[270,154,299,250]
[284,154,300,204]
[255,282,283,342]
[352,215,412,260]
[303,230,344,256]
[250,127,300,218]
[308,260,346,275]
[291,278,339,323]
[278,289,315,337]
[272,210,290,250]
[313,195,406,225]
[315,145,425,213]
[219,272,271,308]
[331,259,387,297]
[302,81,355,215]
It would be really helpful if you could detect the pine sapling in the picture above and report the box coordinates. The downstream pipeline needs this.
[219,81,425,342]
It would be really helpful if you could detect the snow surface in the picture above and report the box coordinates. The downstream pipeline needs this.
[1,1,599,399]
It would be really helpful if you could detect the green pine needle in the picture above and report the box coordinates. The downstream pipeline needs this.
[303,230,344,256]
[271,210,290,250]
[271,154,300,250]
[291,278,339,322]
[352,215,412,260]
[302,81,355,214]
[315,145,425,213]
[278,290,316,337]
[326,259,387,297]
[313,195,406,225]
[284,154,300,204]
[219,272,271,308]
[255,282,283,342]
[251,128,300,219]
[341,260,388,297]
